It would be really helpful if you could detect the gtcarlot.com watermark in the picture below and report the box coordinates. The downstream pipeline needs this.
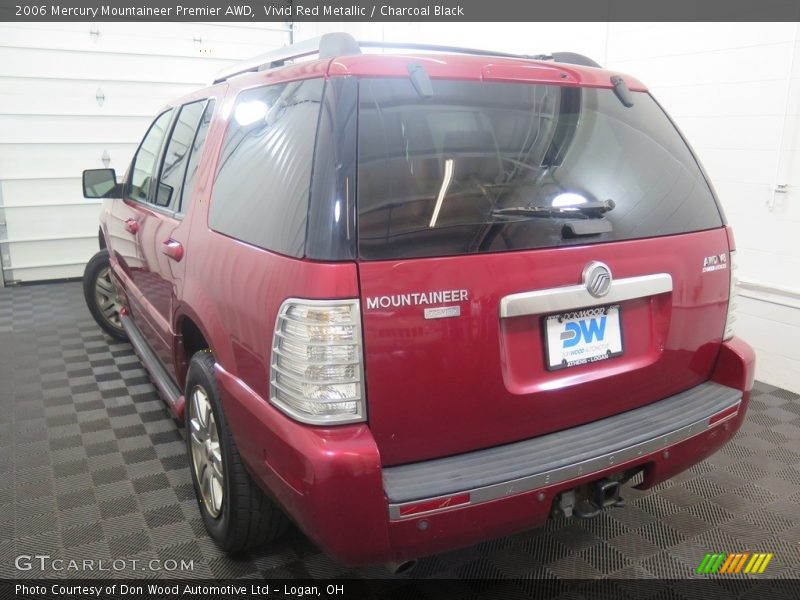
[15,554,194,573]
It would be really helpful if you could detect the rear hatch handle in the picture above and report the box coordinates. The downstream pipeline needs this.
[500,272,672,318]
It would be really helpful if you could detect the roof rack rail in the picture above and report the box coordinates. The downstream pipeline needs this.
[213,32,361,83]
[213,33,601,84]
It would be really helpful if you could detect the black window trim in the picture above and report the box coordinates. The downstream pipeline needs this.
[305,76,359,261]
[176,98,216,218]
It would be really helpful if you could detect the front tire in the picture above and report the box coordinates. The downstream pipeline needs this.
[82,250,127,341]
[185,350,289,553]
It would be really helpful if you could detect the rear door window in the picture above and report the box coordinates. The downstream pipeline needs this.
[357,78,723,260]
[155,99,208,211]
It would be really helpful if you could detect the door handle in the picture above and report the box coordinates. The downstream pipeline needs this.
[124,219,139,234]
[162,239,184,262]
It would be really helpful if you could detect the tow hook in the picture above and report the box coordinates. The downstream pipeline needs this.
[556,478,626,519]
[575,478,626,518]
[595,478,625,509]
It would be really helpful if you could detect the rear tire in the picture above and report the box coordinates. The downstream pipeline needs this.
[82,250,127,341]
[185,350,289,553]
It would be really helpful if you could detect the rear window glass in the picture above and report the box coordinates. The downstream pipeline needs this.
[357,78,722,260]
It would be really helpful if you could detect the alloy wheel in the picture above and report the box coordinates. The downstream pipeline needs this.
[94,267,123,330]
[189,385,224,518]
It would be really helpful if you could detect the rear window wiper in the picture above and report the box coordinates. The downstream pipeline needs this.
[490,199,616,219]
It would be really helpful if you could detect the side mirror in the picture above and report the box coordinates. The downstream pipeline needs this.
[83,168,120,199]
[155,181,174,207]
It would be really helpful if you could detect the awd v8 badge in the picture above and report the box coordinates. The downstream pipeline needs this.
[702,252,728,272]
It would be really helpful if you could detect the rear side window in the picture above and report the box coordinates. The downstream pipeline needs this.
[357,78,722,260]
[210,79,324,257]
[156,99,208,211]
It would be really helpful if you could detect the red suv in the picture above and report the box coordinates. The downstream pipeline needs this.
[81,33,755,569]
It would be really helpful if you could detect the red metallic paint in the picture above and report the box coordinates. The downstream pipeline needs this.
[328,53,647,90]
[212,337,752,566]
[214,363,390,564]
[359,228,732,465]
[97,52,755,566]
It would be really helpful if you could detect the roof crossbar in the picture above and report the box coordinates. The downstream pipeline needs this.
[213,33,601,84]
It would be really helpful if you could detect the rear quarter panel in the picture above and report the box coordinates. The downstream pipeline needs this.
[176,72,361,482]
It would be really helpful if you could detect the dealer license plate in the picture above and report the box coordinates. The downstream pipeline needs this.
[544,305,623,371]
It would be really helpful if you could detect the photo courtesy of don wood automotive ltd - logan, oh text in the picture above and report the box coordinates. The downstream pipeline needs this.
[0,1,799,599]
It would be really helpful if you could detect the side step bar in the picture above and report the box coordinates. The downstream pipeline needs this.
[120,312,184,418]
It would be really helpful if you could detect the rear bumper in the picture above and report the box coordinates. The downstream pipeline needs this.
[383,381,741,518]
[217,337,755,566]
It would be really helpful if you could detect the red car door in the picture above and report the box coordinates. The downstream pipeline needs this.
[134,99,214,373]
[111,99,214,375]
[108,108,174,369]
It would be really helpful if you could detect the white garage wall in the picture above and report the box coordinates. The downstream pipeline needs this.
[0,21,290,283]
[1,21,797,391]
[298,22,800,392]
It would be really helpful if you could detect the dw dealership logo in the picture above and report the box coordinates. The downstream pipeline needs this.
[696,552,773,574]
[560,309,607,348]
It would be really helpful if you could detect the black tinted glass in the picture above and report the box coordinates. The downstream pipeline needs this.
[210,79,324,257]
[357,79,722,260]
[156,100,207,210]
[128,110,173,204]
[180,99,215,214]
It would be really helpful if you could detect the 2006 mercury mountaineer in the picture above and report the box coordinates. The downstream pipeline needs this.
[80,33,755,569]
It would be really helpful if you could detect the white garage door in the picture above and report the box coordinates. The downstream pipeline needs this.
[0,21,291,284]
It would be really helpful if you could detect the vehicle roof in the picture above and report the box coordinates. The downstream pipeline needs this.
[171,51,647,108]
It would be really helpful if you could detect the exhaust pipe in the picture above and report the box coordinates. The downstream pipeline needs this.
[385,559,418,575]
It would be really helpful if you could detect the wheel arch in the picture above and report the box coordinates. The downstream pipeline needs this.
[173,293,231,391]
[175,311,212,389]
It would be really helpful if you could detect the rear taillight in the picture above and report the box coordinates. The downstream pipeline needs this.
[270,298,365,425]
[723,250,738,341]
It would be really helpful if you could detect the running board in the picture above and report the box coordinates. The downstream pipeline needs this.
[120,312,185,419]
